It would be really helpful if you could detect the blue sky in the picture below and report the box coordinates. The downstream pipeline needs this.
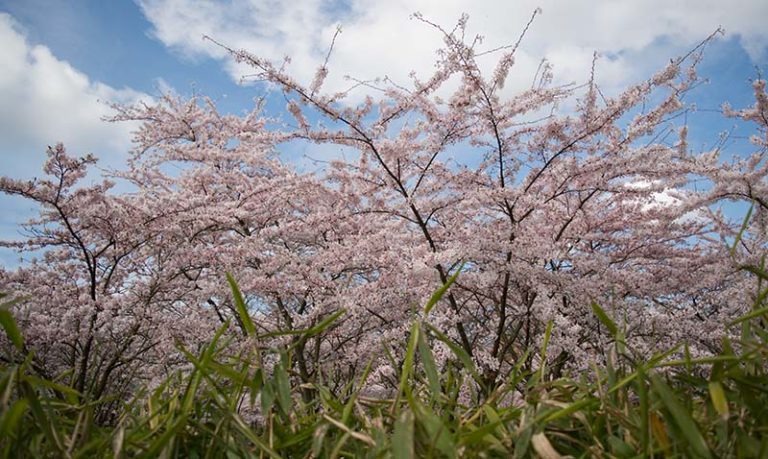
[1,0,767,267]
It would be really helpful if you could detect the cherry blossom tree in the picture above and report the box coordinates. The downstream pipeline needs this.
[0,145,221,414]
[2,15,766,403]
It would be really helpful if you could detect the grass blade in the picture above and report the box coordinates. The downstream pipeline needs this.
[424,262,463,316]
[650,374,712,458]
[392,410,415,459]
[0,306,23,351]
[591,302,618,336]
[226,273,256,337]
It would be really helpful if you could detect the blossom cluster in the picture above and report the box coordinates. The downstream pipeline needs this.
[1,18,766,402]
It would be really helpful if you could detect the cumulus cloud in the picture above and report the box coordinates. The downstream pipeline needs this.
[137,0,768,101]
[0,13,152,267]
[0,13,149,177]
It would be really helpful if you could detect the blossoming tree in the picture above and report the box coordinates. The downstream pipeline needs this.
[1,16,766,402]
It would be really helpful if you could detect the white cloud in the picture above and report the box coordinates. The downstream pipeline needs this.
[0,13,150,178]
[0,13,151,268]
[138,0,768,101]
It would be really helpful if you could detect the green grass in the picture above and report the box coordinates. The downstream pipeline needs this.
[1,267,767,458]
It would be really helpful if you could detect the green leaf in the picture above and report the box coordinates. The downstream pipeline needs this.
[411,398,455,457]
[459,419,507,449]
[607,435,635,458]
[397,321,420,399]
[20,380,65,455]
[311,423,329,457]
[274,354,293,415]
[261,379,275,414]
[226,273,256,337]
[650,374,712,458]
[392,410,415,459]
[0,399,28,438]
[608,370,640,393]
[257,308,345,340]
[0,306,23,351]
[424,262,464,315]
[727,304,768,327]
[423,323,482,384]
[228,412,282,458]
[708,381,729,419]
[536,398,597,424]
[22,374,80,403]
[304,308,345,337]
[538,320,553,381]
[730,203,753,257]
[342,359,373,425]
[514,422,533,459]
[417,323,441,397]
[591,301,618,336]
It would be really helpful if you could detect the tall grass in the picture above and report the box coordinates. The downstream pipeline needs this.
[1,265,767,458]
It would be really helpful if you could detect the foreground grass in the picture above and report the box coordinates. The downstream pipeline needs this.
[1,268,767,458]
